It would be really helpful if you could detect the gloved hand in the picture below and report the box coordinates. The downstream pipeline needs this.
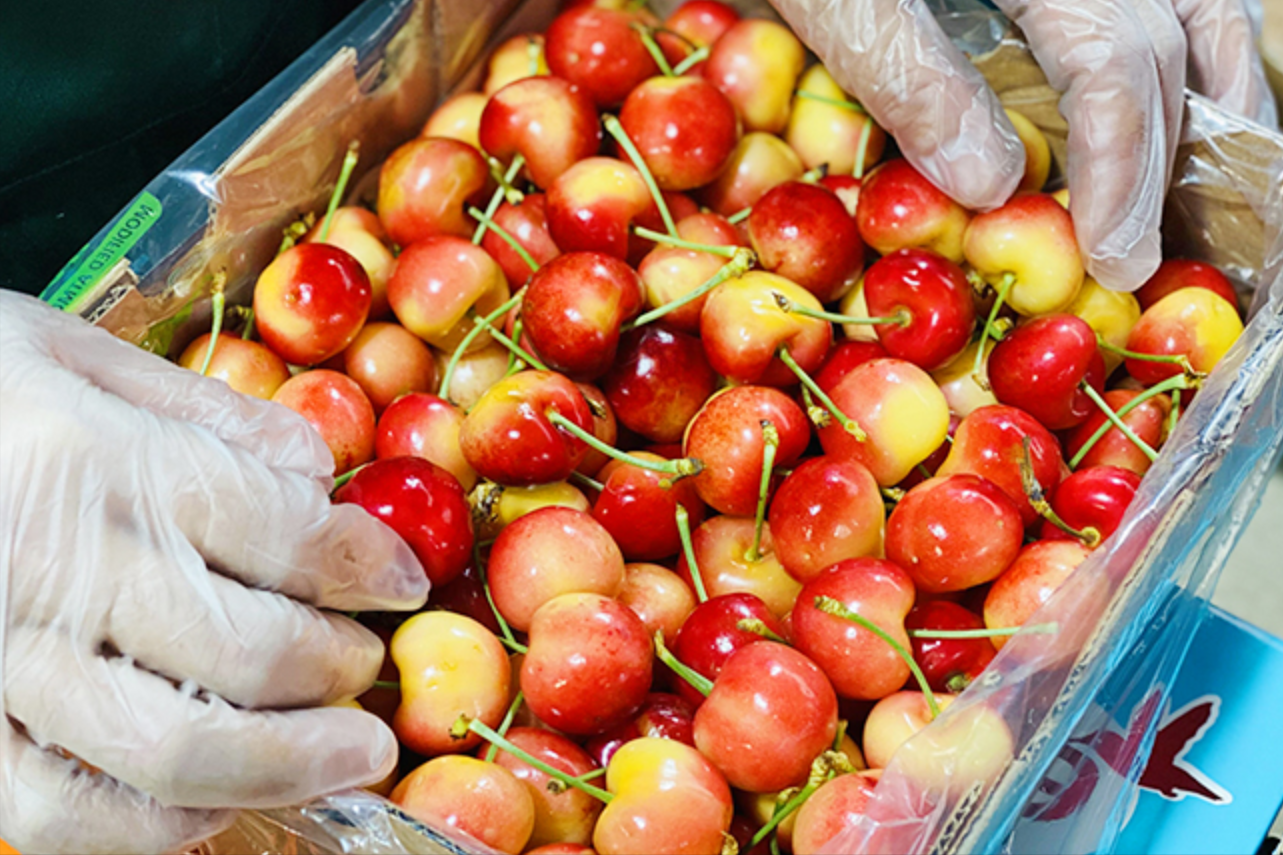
[769,0,1280,292]
[0,292,429,854]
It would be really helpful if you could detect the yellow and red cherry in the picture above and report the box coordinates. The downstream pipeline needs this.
[391,755,534,855]
[481,194,561,289]
[388,235,510,353]
[592,453,706,561]
[787,64,886,177]
[791,770,881,855]
[676,515,802,620]
[602,326,719,444]
[637,211,745,334]
[664,0,739,48]
[484,33,548,96]
[747,182,864,304]
[544,6,659,108]
[984,539,1090,648]
[669,592,785,708]
[768,456,886,584]
[1039,465,1141,546]
[486,505,625,633]
[271,369,374,474]
[377,137,490,247]
[546,157,653,260]
[340,321,437,413]
[521,252,645,381]
[459,369,595,486]
[484,727,604,850]
[253,243,371,366]
[698,131,804,216]
[963,193,1084,317]
[861,248,977,371]
[618,76,741,191]
[302,206,395,320]
[987,313,1106,431]
[856,159,971,263]
[905,601,997,693]
[1125,287,1243,385]
[1136,258,1238,312]
[585,692,697,770]
[375,392,477,490]
[813,340,889,394]
[790,558,916,701]
[616,564,699,644]
[704,19,805,135]
[178,334,290,399]
[521,592,654,735]
[334,456,474,587]
[479,76,603,190]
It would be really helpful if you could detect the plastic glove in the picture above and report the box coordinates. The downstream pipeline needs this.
[0,292,429,854]
[768,0,1279,292]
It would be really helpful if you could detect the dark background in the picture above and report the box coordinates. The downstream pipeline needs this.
[0,0,367,295]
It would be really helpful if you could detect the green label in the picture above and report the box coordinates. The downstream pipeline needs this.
[41,191,163,311]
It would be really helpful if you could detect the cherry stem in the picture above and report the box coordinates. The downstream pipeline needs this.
[625,248,755,329]
[908,622,1058,639]
[793,89,866,114]
[773,292,909,328]
[505,317,526,375]
[478,317,548,372]
[1019,436,1101,548]
[1080,382,1158,463]
[440,290,526,404]
[676,503,708,603]
[485,690,525,763]
[915,462,933,480]
[833,719,848,752]
[278,217,313,255]
[1168,388,1181,438]
[319,141,361,244]
[473,155,527,246]
[1096,335,1197,374]
[972,273,1015,390]
[800,384,830,429]
[654,630,712,696]
[750,753,851,851]
[239,307,256,341]
[1068,373,1191,468]
[487,156,527,208]
[854,117,874,179]
[814,595,940,719]
[569,469,603,493]
[468,205,539,273]
[546,410,702,480]
[197,273,228,377]
[331,461,370,491]
[737,617,787,644]
[800,164,829,184]
[672,44,709,76]
[371,679,401,691]
[744,420,779,563]
[603,114,678,238]
[474,539,527,654]
[631,225,739,258]
[778,348,867,442]
[633,24,675,77]
[548,767,610,794]
[881,486,905,504]
[727,206,751,225]
[458,716,613,803]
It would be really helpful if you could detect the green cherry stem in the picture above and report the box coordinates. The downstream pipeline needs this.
[473,155,527,245]
[440,290,526,404]
[319,141,361,243]
[671,44,710,76]
[800,383,830,430]
[772,292,909,328]
[505,317,526,375]
[676,503,708,603]
[631,225,740,257]
[793,89,866,113]
[1080,382,1158,463]
[745,420,778,563]
[799,164,829,184]
[603,114,678,238]
[853,117,874,179]
[1096,336,1196,375]
[473,539,527,654]
[654,630,713,696]
[569,469,604,493]
[239,306,256,341]
[624,247,755,330]
[546,410,703,479]
[972,272,1016,390]
[908,622,1058,639]
[332,461,370,492]
[736,617,788,644]
[778,348,867,442]
[526,36,542,75]
[457,716,613,803]
[1168,387,1182,438]
[485,691,526,762]
[633,24,675,77]
[479,319,548,372]
[814,595,940,719]
[468,205,539,272]
[372,679,401,691]
[197,274,228,377]
[1019,436,1101,548]
[727,206,752,225]
[1067,373,1192,468]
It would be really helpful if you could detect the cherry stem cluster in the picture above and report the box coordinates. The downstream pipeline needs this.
[474,155,527,246]
[319,141,361,244]
[1080,382,1158,463]
[603,114,678,238]
[440,290,526,404]
[813,595,940,719]
[1019,436,1101,548]
[672,44,709,76]
[746,420,779,563]
[676,503,708,602]
[972,272,1017,390]
[633,23,675,77]
[456,716,614,803]
[777,348,867,441]
[626,247,755,329]
[468,205,540,275]
[653,630,713,696]
[1068,373,1193,468]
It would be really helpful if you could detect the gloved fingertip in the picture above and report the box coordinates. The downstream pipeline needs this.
[1083,230,1164,293]
[903,104,1026,212]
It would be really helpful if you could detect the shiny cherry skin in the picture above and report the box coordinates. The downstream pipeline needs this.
[618,76,741,191]
[905,601,997,693]
[544,6,659,108]
[1040,465,1142,546]
[602,326,720,444]
[988,313,1106,431]
[862,248,977,371]
[747,181,864,304]
[482,194,562,289]
[1136,258,1238,311]
[768,456,886,584]
[814,340,890,394]
[584,692,698,768]
[333,456,473,587]
[591,453,707,561]
[669,593,785,708]
[253,243,372,366]
[484,727,603,850]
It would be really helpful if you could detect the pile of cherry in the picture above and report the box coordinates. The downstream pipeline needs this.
[177,1,1248,852]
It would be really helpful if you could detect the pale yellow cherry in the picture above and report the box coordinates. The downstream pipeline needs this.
[838,273,880,343]
[699,132,803,216]
[1004,108,1052,193]
[963,193,1084,316]
[931,340,999,417]
[786,65,886,175]
[421,92,486,150]
[1066,276,1141,374]
[484,33,548,96]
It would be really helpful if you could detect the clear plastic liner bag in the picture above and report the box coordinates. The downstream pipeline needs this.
[36,0,1283,852]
